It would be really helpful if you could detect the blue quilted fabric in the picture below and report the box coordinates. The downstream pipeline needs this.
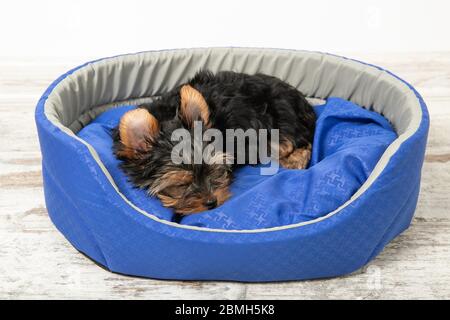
[77,97,396,230]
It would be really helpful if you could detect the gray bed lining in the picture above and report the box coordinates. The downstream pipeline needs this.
[42,48,422,233]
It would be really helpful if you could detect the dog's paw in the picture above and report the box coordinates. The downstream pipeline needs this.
[279,146,311,169]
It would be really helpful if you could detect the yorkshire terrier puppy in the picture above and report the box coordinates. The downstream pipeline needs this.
[113,70,316,214]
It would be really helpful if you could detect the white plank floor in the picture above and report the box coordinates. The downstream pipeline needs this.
[0,52,449,299]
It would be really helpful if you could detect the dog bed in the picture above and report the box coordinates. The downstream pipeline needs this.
[35,48,429,281]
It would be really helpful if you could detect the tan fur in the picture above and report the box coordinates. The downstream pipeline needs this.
[174,199,208,215]
[279,144,312,169]
[118,108,159,159]
[213,187,232,206]
[180,85,210,126]
[153,169,231,215]
[162,170,194,185]
[278,139,295,158]
[158,194,181,208]
[172,186,231,215]
[150,170,193,195]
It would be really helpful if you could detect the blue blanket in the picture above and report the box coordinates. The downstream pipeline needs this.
[77,97,396,230]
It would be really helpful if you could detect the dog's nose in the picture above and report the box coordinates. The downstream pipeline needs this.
[205,197,218,209]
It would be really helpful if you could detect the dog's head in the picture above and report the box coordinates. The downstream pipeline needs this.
[115,85,232,214]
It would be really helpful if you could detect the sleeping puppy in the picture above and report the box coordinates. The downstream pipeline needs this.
[113,70,316,214]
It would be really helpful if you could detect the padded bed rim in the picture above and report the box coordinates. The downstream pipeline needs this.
[41,47,425,233]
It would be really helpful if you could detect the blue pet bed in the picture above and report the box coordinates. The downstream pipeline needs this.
[35,48,429,281]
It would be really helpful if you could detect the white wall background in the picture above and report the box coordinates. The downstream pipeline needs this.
[1,0,449,59]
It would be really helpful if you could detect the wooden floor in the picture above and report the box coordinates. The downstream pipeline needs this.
[0,52,449,299]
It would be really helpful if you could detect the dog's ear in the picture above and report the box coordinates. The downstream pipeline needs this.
[179,85,210,127]
[117,108,159,158]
